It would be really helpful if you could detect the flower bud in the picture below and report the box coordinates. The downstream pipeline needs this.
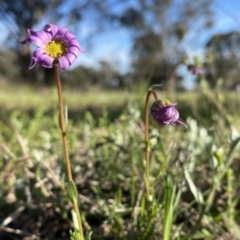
[151,99,187,127]
[187,64,203,75]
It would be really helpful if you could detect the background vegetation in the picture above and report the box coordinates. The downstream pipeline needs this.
[0,0,239,90]
[0,0,240,239]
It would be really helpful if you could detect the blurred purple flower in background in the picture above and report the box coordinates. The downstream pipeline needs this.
[21,23,83,70]
[151,99,187,127]
[187,64,203,75]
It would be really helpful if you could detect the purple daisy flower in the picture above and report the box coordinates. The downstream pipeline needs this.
[151,99,187,127]
[187,64,203,75]
[21,23,83,70]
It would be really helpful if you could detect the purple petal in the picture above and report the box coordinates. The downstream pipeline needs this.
[29,29,52,44]
[20,38,29,44]
[58,56,71,70]
[32,48,46,57]
[68,46,80,54]
[67,39,81,49]
[28,35,46,47]
[29,48,54,69]
[29,48,46,69]
[176,120,187,128]
[29,56,38,69]
[65,52,77,64]
[43,24,59,38]
[54,27,69,39]
[67,46,81,57]
[64,32,76,40]
[38,55,54,68]
[153,105,179,123]
[166,107,179,123]
[21,29,52,47]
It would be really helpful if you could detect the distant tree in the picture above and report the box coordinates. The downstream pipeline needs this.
[205,31,240,89]
[0,50,19,85]
[66,61,120,89]
[119,0,214,93]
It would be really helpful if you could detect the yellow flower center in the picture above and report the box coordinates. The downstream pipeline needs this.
[45,40,67,59]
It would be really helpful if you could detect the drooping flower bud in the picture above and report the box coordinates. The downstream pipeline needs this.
[151,99,187,127]
[187,64,203,75]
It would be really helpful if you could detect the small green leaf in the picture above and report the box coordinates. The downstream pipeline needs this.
[66,180,78,203]
[184,169,204,205]
[69,229,81,240]
[227,137,240,160]
[85,231,93,240]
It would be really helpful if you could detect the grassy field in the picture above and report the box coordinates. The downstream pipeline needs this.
[0,85,240,239]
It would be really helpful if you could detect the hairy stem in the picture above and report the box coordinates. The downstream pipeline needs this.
[53,63,84,239]
[53,64,73,181]
[144,89,159,203]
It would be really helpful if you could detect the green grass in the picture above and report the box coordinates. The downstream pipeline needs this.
[0,85,138,110]
[1,85,240,239]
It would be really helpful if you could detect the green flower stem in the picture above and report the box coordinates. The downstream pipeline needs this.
[53,63,84,240]
[144,89,159,203]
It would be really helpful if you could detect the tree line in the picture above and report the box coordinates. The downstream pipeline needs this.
[0,0,239,90]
